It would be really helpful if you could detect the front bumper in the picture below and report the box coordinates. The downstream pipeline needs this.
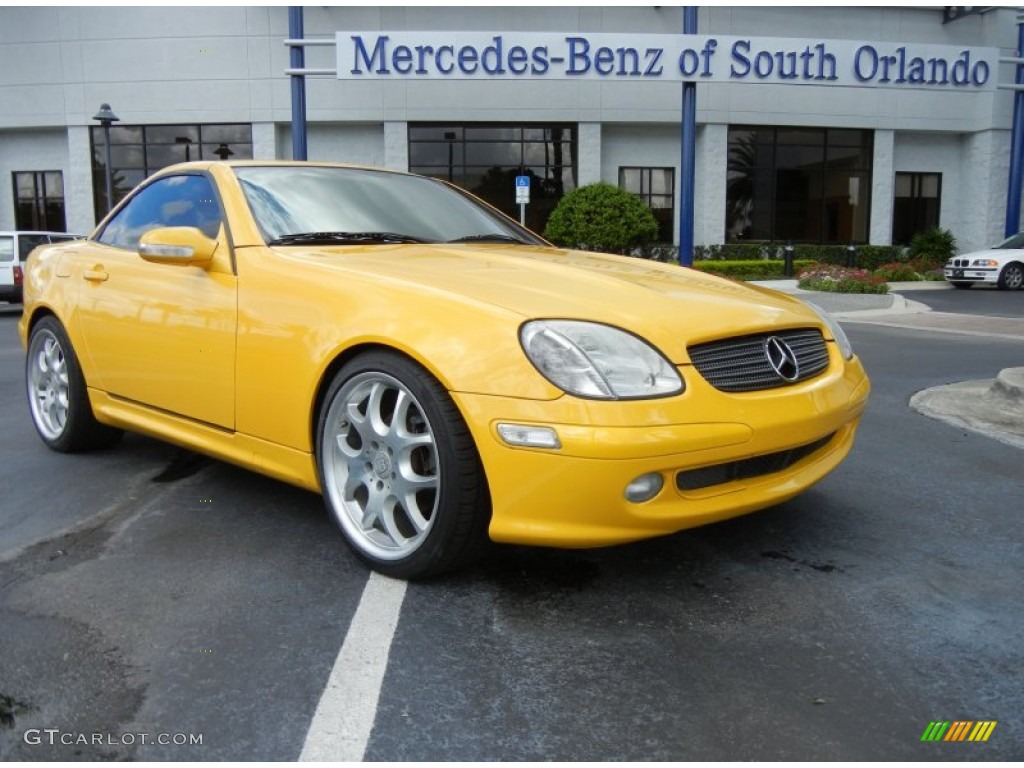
[454,349,870,548]
[944,267,998,284]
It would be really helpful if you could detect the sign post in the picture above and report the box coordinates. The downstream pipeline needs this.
[515,175,530,226]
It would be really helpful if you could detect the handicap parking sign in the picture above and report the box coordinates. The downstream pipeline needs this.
[515,175,530,203]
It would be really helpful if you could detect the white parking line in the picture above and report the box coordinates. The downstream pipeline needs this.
[300,571,408,762]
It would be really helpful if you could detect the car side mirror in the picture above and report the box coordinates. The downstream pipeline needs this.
[138,226,217,267]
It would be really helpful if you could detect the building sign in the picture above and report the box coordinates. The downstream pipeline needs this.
[337,32,997,90]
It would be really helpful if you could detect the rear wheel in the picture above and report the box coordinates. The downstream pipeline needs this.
[25,316,122,452]
[949,281,973,290]
[316,351,490,579]
[997,262,1023,290]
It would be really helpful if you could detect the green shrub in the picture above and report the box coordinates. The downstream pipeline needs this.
[855,245,905,270]
[630,243,679,262]
[700,243,771,261]
[909,228,956,264]
[543,182,659,251]
[714,243,903,269]
[873,262,922,282]
[691,259,817,279]
[797,265,889,294]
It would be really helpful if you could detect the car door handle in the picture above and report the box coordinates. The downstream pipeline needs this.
[83,266,109,282]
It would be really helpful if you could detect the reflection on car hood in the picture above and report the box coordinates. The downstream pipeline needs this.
[278,243,821,357]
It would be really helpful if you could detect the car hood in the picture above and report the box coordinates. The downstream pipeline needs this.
[957,248,1021,262]
[276,243,821,362]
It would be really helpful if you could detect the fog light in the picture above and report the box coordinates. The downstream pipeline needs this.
[624,473,664,503]
[497,423,561,449]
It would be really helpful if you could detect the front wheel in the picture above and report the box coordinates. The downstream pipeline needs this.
[25,316,122,452]
[316,351,490,579]
[997,262,1024,290]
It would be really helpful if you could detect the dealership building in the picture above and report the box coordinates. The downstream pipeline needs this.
[1,5,1021,254]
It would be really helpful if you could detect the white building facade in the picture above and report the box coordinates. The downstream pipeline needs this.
[0,5,1020,253]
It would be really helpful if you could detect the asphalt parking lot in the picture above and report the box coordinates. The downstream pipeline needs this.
[0,287,1022,760]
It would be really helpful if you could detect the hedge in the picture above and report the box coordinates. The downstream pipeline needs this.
[690,259,818,279]
[689,243,905,271]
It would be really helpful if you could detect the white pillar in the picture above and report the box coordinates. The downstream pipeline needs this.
[577,122,601,186]
[383,122,408,171]
[252,122,277,160]
[696,123,727,247]
[65,125,97,233]
[870,129,894,246]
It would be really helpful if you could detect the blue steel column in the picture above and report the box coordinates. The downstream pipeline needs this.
[1005,19,1024,237]
[289,6,308,161]
[679,7,698,266]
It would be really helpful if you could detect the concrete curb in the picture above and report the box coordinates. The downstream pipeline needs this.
[909,367,1024,451]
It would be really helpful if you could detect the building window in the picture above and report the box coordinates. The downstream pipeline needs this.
[90,123,252,219]
[892,172,941,245]
[726,127,872,244]
[13,171,66,231]
[619,167,675,243]
[408,123,577,234]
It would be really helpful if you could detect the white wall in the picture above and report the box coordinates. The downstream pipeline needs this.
[894,132,968,252]
[0,129,70,231]
[601,124,681,242]
[0,6,1013,132]
[0,6,1018,247]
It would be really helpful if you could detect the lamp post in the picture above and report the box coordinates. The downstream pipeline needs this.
[92,103,119,215]
[444,131,456,182]
[175,136,193,162]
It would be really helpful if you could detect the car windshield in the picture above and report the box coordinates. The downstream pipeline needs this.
[995,232,1024,249]
[233,166,542,247]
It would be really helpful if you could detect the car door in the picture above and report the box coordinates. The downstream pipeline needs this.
[74,173,237,429]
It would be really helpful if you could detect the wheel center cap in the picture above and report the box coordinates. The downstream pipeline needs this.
[373,452,392,479]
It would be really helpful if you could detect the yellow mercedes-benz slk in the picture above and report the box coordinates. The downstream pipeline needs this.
[20,161,869,579]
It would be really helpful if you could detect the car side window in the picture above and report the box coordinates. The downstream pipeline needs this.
[0,236,13,263]
[98,174,222,251]
[19,235,49,260]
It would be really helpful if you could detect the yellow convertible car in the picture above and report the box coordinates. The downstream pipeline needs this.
[20,162,869,578]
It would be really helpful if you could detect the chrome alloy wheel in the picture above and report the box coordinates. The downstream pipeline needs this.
[1001,263,1024,290]
[321,371,440,561]
[27,327,70,441]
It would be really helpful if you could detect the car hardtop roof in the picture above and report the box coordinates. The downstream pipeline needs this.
[159,159,415,176]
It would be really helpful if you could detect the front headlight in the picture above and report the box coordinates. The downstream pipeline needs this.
[803,301,854,360]
[520,320,684,400]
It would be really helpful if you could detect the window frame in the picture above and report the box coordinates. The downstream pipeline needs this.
[892,171,942,246]
[12,170,67,232]
[90,123,252,220]
[618,166,676,243]
[726,126,873,245]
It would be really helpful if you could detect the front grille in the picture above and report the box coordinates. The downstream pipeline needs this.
[688,329,829,392]
[676,433,836,491]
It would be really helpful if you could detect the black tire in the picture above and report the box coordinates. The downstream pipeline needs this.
[315,350,491,579]
[997,262,1024,291]
[949,281,973,289]
[25,316,123,452]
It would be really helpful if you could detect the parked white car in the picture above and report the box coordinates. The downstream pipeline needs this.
[944,232,1024,290]
[0,231,84,303]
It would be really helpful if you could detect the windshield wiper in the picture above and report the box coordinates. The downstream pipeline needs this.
[268,231,432,246]
[446,233,526,245]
